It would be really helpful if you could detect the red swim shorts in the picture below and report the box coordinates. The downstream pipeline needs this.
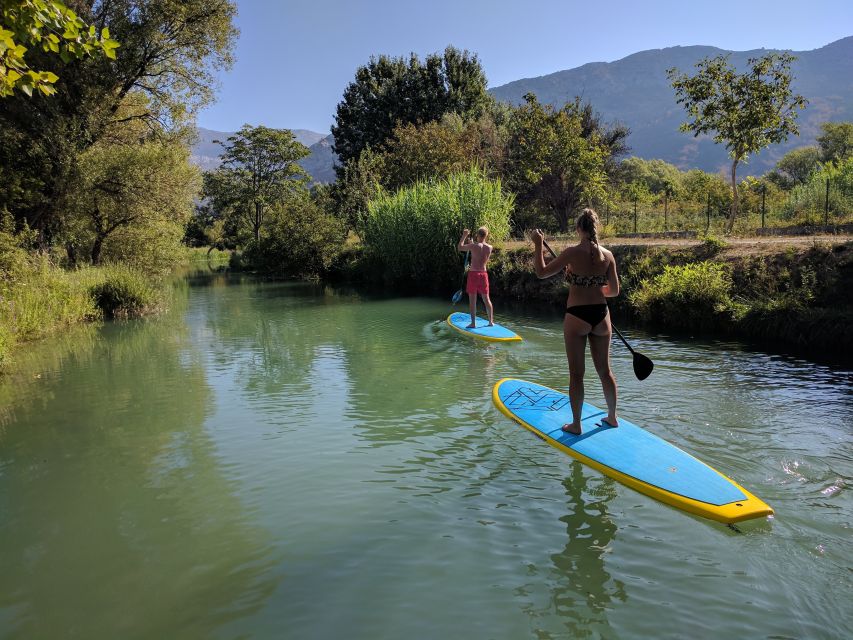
[466,270,489,295]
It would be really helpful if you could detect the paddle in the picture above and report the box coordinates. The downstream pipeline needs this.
[540,237,654,381]
[451,251,470,304]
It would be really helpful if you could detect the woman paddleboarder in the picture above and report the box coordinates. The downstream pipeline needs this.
[530,209,620,434]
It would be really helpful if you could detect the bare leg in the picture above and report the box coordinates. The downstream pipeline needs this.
[589,319,618,427]
[481,292,494,325]
[562,315,588,434]
[467,292,476,328]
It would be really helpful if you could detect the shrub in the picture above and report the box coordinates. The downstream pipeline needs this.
[630,261,739,329]
[363,167,513,289]
[700,233,728,255]
[240,196,348,277]
[88,264,159,318]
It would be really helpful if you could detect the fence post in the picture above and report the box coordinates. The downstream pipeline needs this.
[633,199,638,233]
[825,177,830,226]
[761,184,766,229]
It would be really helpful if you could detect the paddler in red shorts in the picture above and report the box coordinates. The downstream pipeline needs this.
[457,226,494,328]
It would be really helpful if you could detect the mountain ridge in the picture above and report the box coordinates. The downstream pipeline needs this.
[190,36,853,181]
[489,36,853,175]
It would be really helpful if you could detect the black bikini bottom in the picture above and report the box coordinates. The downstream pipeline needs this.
[565,304,609,328]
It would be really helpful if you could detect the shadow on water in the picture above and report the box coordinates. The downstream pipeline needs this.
[0,283,280,638]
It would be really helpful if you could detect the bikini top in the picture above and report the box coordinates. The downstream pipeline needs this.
[568,272,608,287]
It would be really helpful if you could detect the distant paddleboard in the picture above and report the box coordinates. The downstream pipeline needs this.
[446,312,522,342]
[492,378,773,524]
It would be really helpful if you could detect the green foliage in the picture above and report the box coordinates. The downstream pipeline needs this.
[331,146,386,232]
[774,146,822,187]
[203,124,310,242]
[668,53,807,231]
[0,0,119,97]
[700,234,728,256]
[0,0,237,236]
[630,262,738,329]
[88,262,158,318]
[784,157,853,223]
[817,121,853,163]
[363,168,513,289]
[67,141,200,270]
[240,194,347,278]
[378,118,483,192]
[506,93,609,232]
[615,157,684,195]
[331,46,490,168]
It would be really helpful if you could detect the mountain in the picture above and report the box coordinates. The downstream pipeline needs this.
[191,127,331,176]
[489,36,853,175]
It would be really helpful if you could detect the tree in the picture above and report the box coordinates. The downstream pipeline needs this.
[667,53,807,232]
[0,0,119,97]
[330,146,386,232]
[68,141,200,267]
[817,121,853,163]
[615,157,684,194]
[203,125,310,243]
[379,120,473,190]
[0,0,237,235]
[242,193,347,277]
[506,93,609,232]
[773,146,822,187]
[331,46,489,170]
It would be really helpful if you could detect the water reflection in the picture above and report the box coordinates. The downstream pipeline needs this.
[0,285,279,638]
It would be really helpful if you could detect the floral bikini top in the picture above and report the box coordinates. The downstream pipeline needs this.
[568,272,608,287]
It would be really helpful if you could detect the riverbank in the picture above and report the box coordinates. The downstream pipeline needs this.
[331,235,853,359]
[0,245,228,372]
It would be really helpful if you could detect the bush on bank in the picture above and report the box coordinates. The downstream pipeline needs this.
[239,196,348,277]
[363,168,513,290]
[629,262,741,330]
[1,224,164,370]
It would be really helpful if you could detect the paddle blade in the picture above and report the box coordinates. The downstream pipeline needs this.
[451,289,463,304]
[633,352,654,380]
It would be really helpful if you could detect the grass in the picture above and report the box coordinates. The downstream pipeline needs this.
[1,240,165,371]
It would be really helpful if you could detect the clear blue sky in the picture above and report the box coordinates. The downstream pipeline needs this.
[197,0,852,134]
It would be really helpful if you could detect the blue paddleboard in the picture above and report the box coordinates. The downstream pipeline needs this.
[492,378,773,524]
[446,312,522,342]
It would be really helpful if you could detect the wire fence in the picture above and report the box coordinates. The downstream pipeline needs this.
[597,175,853,237]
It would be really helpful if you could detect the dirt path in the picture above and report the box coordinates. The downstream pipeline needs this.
[502,234,852,257]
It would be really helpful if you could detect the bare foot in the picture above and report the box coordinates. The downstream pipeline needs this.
[488,322,495,327]
[466,324,476,328]
[561,423,582,435]
[601,417,619,428]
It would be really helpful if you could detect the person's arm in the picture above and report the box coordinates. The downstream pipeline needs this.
[458,229,473,252]
[601,254,620,298]
[530,229,571,279]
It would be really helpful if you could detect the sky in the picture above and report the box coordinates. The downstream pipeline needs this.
[197,0,853,135]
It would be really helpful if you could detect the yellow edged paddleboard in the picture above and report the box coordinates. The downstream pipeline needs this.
[493,378,773,524]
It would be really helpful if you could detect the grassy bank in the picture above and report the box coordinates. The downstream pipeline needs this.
[331,236,853,357]
[1,241,166,371]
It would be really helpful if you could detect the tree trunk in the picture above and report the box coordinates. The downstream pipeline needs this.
[254,202,262,242]
[91,235,105,265]
[554,207,569,233]
[726,158,739,233]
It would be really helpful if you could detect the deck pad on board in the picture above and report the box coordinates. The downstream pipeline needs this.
[493,378,773,524]
[446,312,521,342]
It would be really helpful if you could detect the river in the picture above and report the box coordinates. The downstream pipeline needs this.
[1,269,850,639]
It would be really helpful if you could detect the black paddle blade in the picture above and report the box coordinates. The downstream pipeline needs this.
[633,352,654,380]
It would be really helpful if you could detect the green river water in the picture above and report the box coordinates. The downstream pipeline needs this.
[1,269,851,639]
